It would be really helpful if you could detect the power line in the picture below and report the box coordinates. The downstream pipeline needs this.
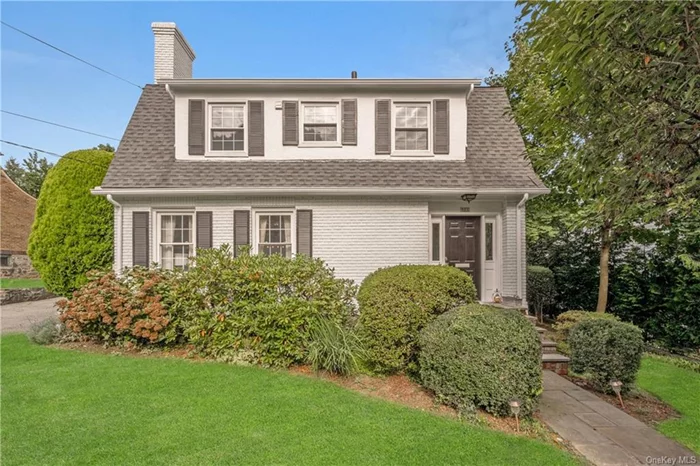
[1,21,143,90]
[2,110,120,141]
[0,140,110,168]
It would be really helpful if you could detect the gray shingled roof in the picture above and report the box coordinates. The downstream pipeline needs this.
[101,84,545,191]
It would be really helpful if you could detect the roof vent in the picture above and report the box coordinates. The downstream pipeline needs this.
[351,71,358,79]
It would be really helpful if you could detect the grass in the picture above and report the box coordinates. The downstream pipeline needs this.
[637,356,700,453]
[0,278,44,289]
[0,335,578,466]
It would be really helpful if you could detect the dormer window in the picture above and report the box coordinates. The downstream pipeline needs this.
[210,104,245,151]
[394,103,430,152]
[301,103,340,145]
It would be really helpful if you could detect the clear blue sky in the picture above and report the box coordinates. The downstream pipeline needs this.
[1,1,520,165]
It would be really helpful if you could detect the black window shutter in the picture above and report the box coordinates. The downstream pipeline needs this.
[375,99,391,154]
[433,99,450,154]
[296,210,313,256]
[132,212,149,267]
[341,99,358,146]
[188,99,205,155]
[233,210,250,257]
[282,101,299,146]
[248,100,265,156]
[196,212,213,250]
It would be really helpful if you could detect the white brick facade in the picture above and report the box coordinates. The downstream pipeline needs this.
[151,22,195,82]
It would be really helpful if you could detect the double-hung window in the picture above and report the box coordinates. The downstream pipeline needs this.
[301,103,339,144]
[394,103,430,151]
[210,104,245,152]
[257,213,293,258]
[159,213,194,270]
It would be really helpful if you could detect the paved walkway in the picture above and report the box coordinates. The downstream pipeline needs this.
[540,370,696,465]
[1,298,60,333]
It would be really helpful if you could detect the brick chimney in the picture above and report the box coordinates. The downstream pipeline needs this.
[151,22,196,83]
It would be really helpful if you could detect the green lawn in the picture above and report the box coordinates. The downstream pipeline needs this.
[637,356,700,453]
[0,335,577,466]
[0,278,44,289]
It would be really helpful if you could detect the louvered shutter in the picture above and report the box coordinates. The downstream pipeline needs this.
[188,99,205,155]
[433,99,450,154]
[341,99,357,146]
[196,212,213,250]
[282,101,299,146]
[132,212,149,267]
[375,99,391,154]
[233,210,250,257]
[248,100,265,156]
[296,210,313,256]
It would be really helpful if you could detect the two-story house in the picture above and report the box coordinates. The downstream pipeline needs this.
[93,22,548,306]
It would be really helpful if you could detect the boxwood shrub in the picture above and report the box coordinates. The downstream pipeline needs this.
[418,304,542,417]
[356,265,477,374]
[553,310,620,354]
[569,319,644,393]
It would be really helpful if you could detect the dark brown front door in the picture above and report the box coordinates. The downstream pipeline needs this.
[445,216,480,296]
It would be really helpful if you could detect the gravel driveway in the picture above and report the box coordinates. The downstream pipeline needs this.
[1,298,60,333]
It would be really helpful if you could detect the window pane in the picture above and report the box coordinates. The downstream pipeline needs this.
[486,222,494,261]
[432,223,440,262]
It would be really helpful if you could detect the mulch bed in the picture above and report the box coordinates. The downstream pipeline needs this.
[563,374,680,426]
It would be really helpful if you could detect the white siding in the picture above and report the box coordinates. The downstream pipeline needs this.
[115,196,429,284]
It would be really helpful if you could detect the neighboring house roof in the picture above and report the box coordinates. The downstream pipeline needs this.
[0,170,36,254]
[100,84,545,193]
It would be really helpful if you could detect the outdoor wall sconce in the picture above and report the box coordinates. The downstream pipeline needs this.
[610,380,624,408]
[461,193,477,203]
[508,398,521,433]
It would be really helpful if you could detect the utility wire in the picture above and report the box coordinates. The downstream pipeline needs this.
[0,140,110,168]
[1,21,143,90]
[2,110,121,141]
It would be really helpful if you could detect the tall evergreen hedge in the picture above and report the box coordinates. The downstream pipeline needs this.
[28,149,114,296]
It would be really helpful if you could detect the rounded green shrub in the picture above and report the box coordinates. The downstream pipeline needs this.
[418,304,542,417]
[553,310,620,354]
[357,265,477,374]
[569,319,644,393]
[526,265,555,320]
[28,149,114,296]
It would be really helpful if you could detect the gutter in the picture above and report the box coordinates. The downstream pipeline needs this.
[516,193,529,304]
[105,194,122,272]
[92,186,550,197]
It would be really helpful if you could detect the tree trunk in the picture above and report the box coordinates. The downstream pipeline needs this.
[596,226,612,313]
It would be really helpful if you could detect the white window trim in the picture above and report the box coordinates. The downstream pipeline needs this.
[299,102,342,148]
[252,209,296,257]
[484,218,496,263]
[206,101,248,158]
[429,216,444,264]
[155,211,196,269]
[392,101,432,157]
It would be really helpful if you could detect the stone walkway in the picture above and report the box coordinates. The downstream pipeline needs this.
[1,298,59,333]
[540,370,696,465]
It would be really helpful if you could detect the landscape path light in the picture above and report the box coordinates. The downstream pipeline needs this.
[610,380,625,409]
[508,398,521,433]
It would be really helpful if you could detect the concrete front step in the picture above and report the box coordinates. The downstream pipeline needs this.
[541,339,557,354]
[542,352,570,376]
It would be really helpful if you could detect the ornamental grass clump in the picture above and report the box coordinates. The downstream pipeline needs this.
[418,304,542,417]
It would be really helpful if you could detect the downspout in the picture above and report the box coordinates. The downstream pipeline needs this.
[516,193,529,304]
[106,195,122,273]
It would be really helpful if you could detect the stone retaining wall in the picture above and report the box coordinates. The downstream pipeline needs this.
[0,288,55,305]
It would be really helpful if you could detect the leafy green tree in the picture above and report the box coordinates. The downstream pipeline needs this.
[492,1,699,311]
[28,149,114,296]
[2,151,54,197]
[93,143,115,152]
